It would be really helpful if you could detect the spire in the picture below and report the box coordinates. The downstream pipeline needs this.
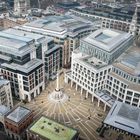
[129,0,138,36]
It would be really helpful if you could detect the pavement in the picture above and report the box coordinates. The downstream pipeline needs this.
[20,73,107,140]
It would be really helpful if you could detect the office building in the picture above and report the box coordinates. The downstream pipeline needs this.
[0,31,45,102]
[79,29,133,64]
[2,28,62,80]
[65,28,140,111]
[70,4,140,36]
[15,14,100,67]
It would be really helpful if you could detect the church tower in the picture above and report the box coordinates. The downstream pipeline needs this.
[129,1,138,36]
[14,0,30,16]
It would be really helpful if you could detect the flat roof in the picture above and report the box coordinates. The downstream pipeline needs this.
[0,105,10,116]
[114,45,140,77]
[0,54,12,61]
[45,45,60,55]
[0,31,35,56]
[3,28,45,41]
[19,14,95,38]
[29,116,78,140]
[2,59,43,73]
[6,106,31,123]
[81,55,107,69]
[104,101,140,136]
[96,90,115,106]
[83,29,132,52]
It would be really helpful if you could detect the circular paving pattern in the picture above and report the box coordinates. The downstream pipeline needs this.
[23,75,107,140]
[48,89,68,103]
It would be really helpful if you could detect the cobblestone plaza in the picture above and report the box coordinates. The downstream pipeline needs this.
[20,73,136,140]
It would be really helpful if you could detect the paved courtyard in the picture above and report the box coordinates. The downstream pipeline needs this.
[21,73,107,140]
[15,72,137,140]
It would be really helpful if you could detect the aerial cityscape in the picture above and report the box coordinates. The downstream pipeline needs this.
[0,0,140,140]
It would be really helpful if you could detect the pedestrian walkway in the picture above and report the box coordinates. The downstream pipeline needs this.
[23,74,107,140]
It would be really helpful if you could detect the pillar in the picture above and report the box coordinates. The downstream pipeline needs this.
[104,104,107,112]
[97,99,100,107]
[86,91,88,98]
[34,91,37,98]
[64,75,68,83]
[28,94,31,102]
[92,95,94,102]
[22,93,25,100]
[71,81,73,88]
[38,88,40,95]
[76,84,78,91]
[81,88,83,95]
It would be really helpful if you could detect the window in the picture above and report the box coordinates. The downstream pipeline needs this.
[127,91,133,96]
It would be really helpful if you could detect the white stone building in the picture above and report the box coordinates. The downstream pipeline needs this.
[65,28,140,111]
[0,30,45,102]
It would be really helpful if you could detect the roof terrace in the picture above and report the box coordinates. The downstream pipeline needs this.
[29,116,78,140]
[80,55,107,70]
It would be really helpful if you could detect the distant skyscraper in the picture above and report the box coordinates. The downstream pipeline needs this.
[14,0,30,16]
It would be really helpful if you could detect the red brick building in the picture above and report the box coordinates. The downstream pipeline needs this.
[4,106,33,140]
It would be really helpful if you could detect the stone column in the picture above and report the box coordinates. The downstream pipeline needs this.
[81,88,83,95]
[71,81,73,88]
[64,76,68,83]
[86,91,88,98]
[76,84,78,91]
[92,95,94,102]
[38,88,40,95]
[104,104,107,112]
[34,91,37,98]
[28,94,31,102]
[97,99,100,107]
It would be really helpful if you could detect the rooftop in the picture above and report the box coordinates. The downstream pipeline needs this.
[104,101,140,136]
[1,59,43,73]
[19,14,95,38]
[96,90,115,106]
[82,55,107,69]
[73,4,140,24]
[6,106,31,123]
[83,29,132,52]
[114,45,140,76]
[29,116,78,140]
[3,28,45,42]
[0,105,10,116]
[0,31,35,56]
